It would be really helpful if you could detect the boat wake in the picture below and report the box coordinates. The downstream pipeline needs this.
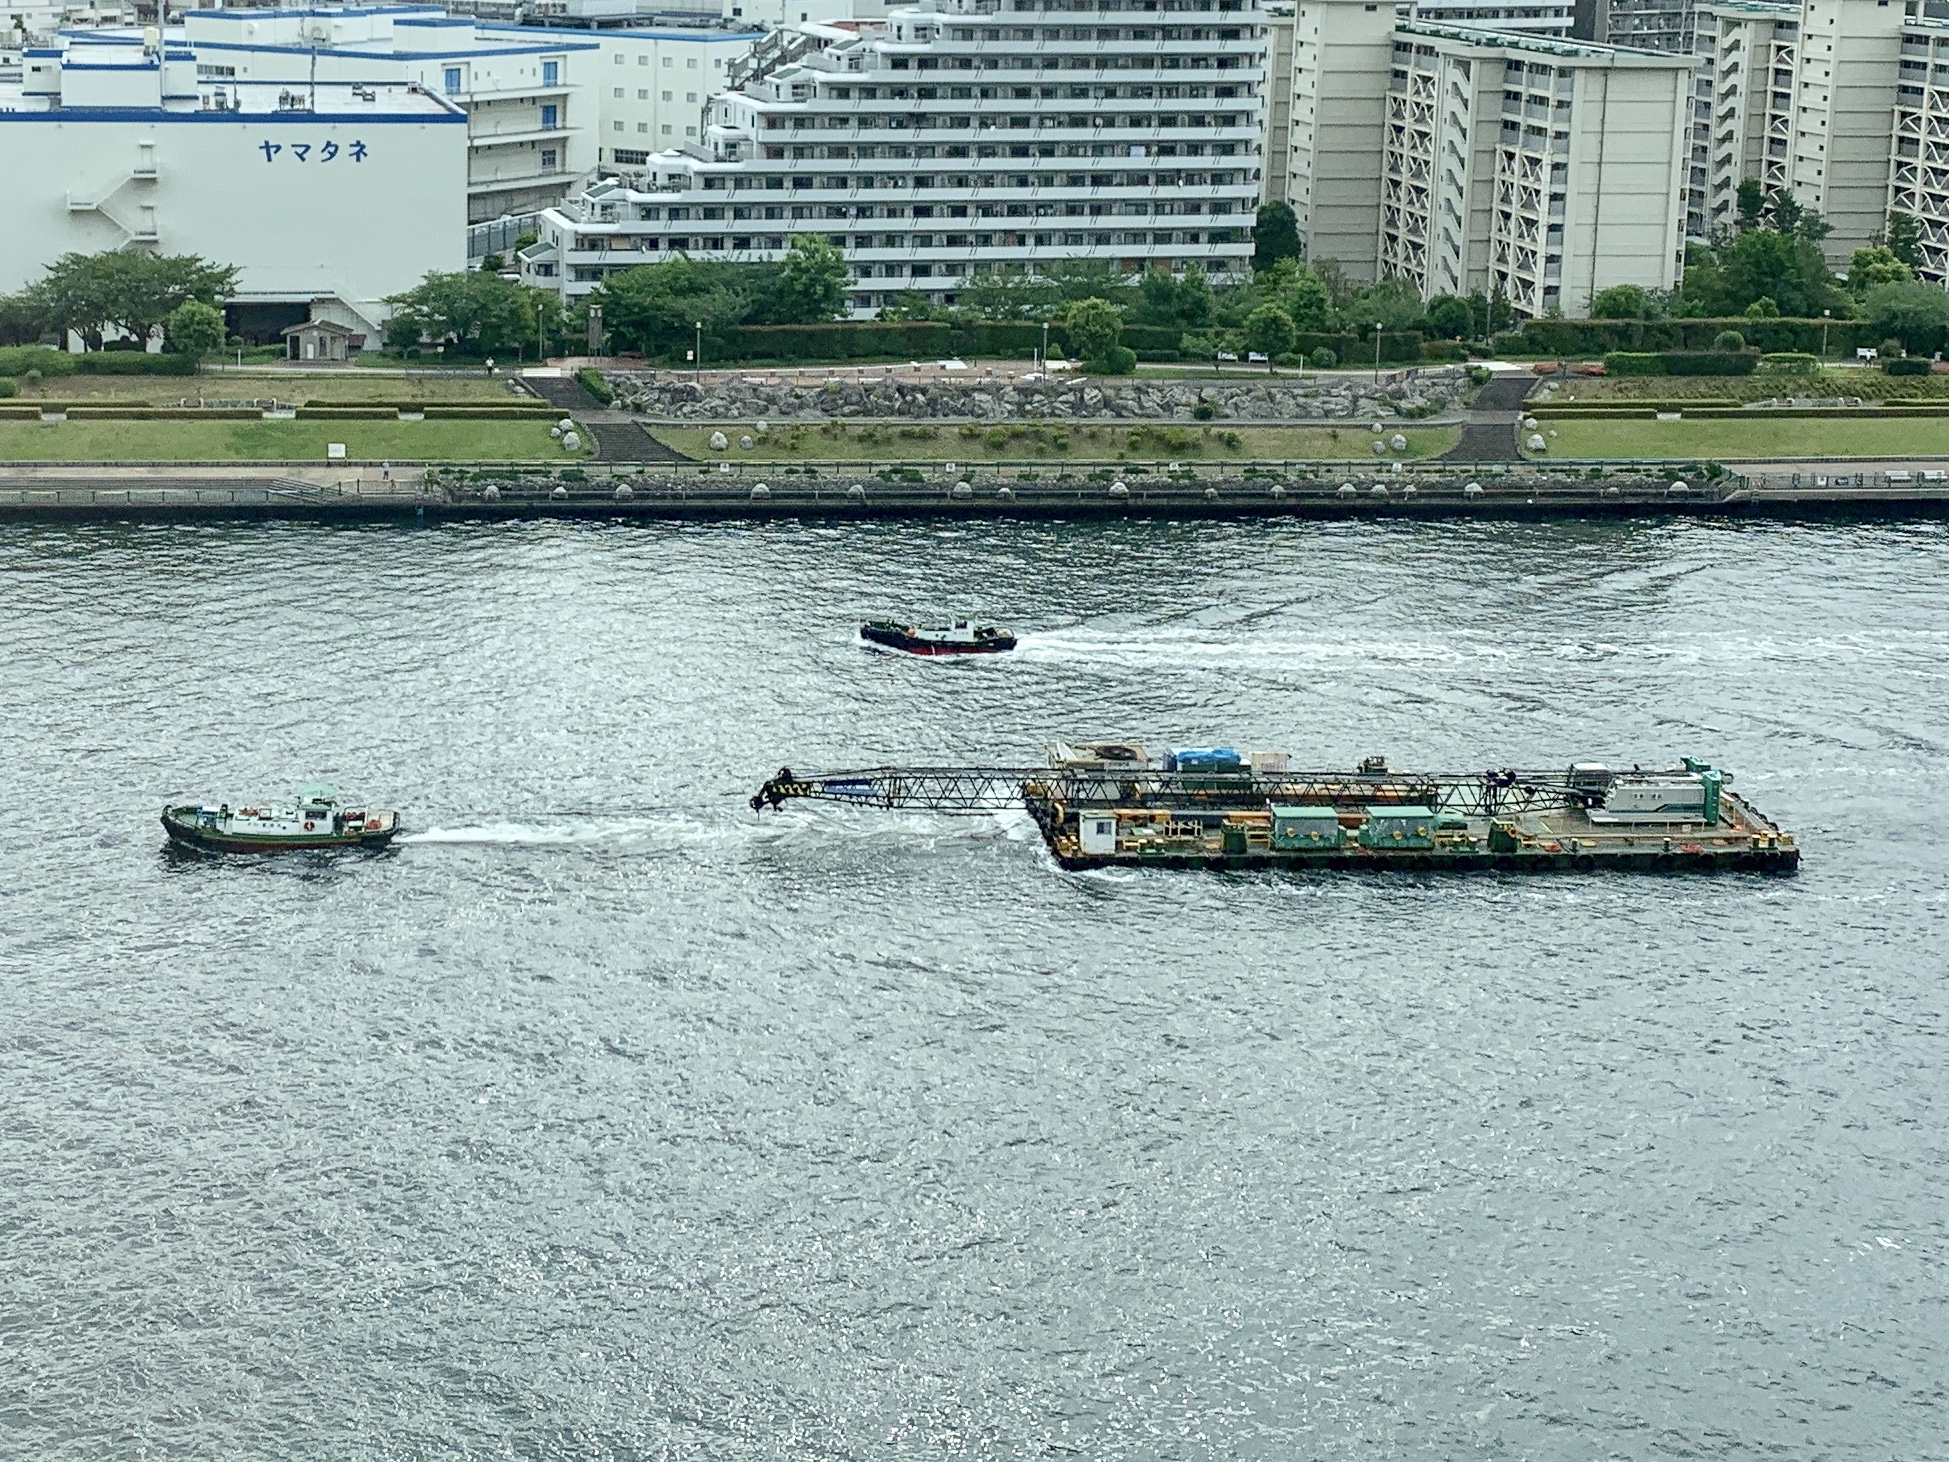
[398,815,748,849]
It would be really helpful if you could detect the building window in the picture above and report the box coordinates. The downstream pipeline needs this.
[614,54,624,65]
[612,86,623,98]
[541,104,559,129]
[638,55,648,65]
[443,67,461,95]
[686,91,697,102]
[638,88,649,99]
[542,60,559,87]
[541,149,558,170]
[638,122,648,132]
[687,58,698,69]
[662,89,673,101]
[614,148,649,164]
[663,56,673,67]
[613,120,624,131]
[662,124,673,134]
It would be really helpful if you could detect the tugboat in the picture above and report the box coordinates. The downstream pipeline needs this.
[859,619,1017,656]
[161,783,401,853]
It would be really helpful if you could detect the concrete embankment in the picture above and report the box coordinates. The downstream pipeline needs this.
[5,460,1949,521]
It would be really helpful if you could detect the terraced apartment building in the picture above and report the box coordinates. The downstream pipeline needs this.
[522,0,1269,315]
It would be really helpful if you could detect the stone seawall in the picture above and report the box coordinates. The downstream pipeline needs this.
[606,368,1468,424]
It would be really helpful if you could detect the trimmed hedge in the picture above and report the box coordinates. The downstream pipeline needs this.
[0,404,42,418]
[1759,352,1821,374]
[296,406,398,419]
[73,352,200,375]
[709,321,958,362]
[1118,324,1183,353]
[1884,356,1933,376]
[1603,352,1665,377]
[0,346,76,377]
[64,406,261,419]
[576,366,614,403]
[1603,350,1759,377]
[422,405,570,419]
[1534,399,1740,412]
[1499,317,1886,358]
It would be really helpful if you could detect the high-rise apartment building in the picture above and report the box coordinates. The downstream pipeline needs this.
[1683,0,1901,265]
[1272,0,1689,314]
[1891,13,1949,283]
[1409,0,1577,39]
[1684,1,1795,240]
[1376,20,1691,315]
[525,0,1268,314]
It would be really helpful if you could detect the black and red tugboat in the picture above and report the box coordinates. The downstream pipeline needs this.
[859,619,1017,656]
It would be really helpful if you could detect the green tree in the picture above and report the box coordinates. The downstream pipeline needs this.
[1424,294,1474,338]
[164,299,225,361]
[1703,226,1840,318]
[1346,276,1426,333]
[1055,295,1123,365]
[1284,268,1332,331]
[0,291,48,347]
[1173,266,1213,328]
[29,250,237,350]
[1864,280,1949,355]
[592,255,756,354]
[1850,244,1913,293]
[1134,266,1182,327]
[1244,302,1296,362]
[1251,200,1302,271]
[768,235,849,324]
[1735,178,1766,232]
[385,270,557,357]
[1886,212,1923,268]
[878,289,945,322]
[958,265,1055,321]
[1589,284,1651,320]
[1039,259,1134,307]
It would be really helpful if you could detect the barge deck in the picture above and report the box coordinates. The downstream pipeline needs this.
[751,749,1799,876]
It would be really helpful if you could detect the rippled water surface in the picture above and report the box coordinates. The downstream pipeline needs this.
[2,516,1946,1459]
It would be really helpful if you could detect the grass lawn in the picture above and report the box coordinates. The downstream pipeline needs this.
[651,421,1459,463]
[1535,416,1949,460]
[0,418,591,462]
[1546,367,1949,405]
[11,371,525,404]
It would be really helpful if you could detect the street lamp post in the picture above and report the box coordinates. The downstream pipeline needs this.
[1040,319,1049,373]
[695,321,703,380]
[1373,323,1384,384]
[536,298,545,364]
[1822,308,1832,361]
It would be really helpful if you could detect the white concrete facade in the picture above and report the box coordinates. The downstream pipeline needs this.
[0,33,467,332]
[1891,15,1949,284]
[525,0,1266,315]
[587,24,763,165]
[1684,1,1797,241]
[1285,0,1393,280]
[162,6,598,222]
[1376,20,1691,316]
[1406,0,1576,39]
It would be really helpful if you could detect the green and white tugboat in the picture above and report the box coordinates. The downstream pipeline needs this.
[161,783,401,853]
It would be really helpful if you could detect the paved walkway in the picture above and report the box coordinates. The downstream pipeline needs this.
[1441,372,1536,462]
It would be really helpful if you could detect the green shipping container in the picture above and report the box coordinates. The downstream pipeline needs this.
[1271,805,1344,850]
[1357,805,1437,850]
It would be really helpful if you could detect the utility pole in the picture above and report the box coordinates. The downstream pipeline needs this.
[695,321,703,379]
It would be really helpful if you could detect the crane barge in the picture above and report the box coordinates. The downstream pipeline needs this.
[750,743,1798,874]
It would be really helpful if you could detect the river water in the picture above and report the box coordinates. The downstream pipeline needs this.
[1,516,1944,1459]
